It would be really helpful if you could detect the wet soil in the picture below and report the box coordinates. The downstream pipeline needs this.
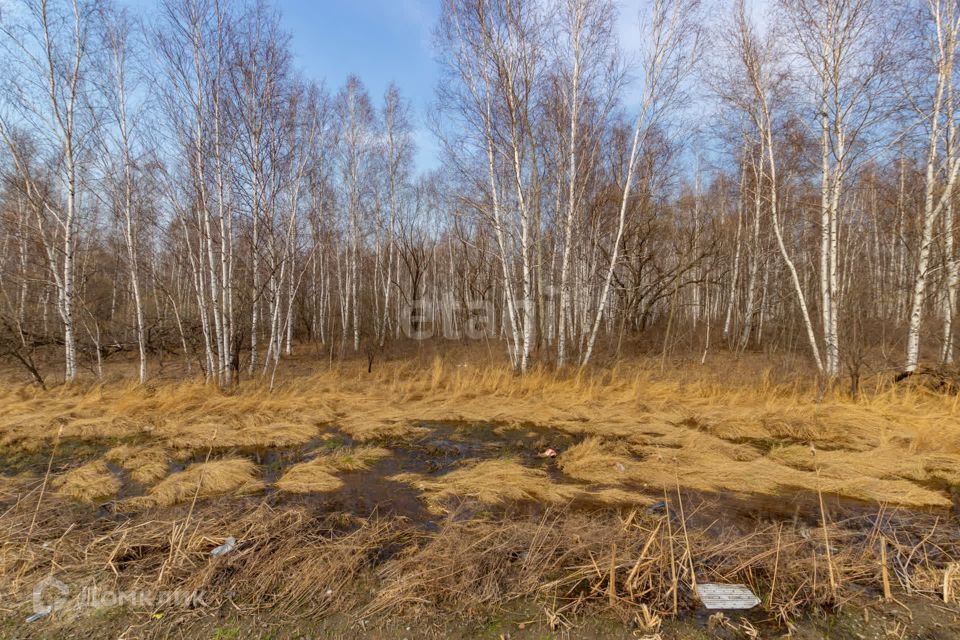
[250,421,591,527]
[0,438,112,476]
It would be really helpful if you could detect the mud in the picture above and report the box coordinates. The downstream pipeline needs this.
[271,421,588,526]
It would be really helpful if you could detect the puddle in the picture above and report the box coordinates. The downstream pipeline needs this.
[323,455,435,527]
[266,423,584,527]
[172,436,329,482]
[241,422,589,528]
[411,420,584,468]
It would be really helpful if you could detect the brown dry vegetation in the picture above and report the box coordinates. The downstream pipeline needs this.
[1,484,959,638]
[104,444,170,485]
[276,445,390,494]
[393,459,581,509]
[1,356,960,636]
[51,460,121,503]
[1,357,958,509]
[121,458,264,509]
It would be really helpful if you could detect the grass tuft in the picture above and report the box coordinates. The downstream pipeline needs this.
[105,444,170,484]
[393,459,580,510]
[557,437,643,484]
[275,446,390,494]
[52,460,121,503]
[120,457,263,509]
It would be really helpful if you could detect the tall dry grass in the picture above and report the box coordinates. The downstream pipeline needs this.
[0,356,959,507]
[2,488,957,634]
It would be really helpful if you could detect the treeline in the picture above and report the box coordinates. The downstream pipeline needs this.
[0,0,958,386]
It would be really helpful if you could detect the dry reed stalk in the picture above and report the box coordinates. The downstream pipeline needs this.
[626,519,662,599]
[675,479,696,591]
[663,489,678,615]
[768,522,782,607]
[17,424,63,588]
[881,536,892,602]
[816,469,838,598]
[608,542,617,607]
[944,562,959,604]
[160,432,215,585]
[25,425,62,545]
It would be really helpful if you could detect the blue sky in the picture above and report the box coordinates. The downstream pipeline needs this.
[276,0,664,172]
[113,0,773,173]
[279,0,442,170]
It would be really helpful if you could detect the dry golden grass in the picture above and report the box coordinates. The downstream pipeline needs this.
[2,355,960,507]
[104,444,170,484]
[155,418,320,450]
[337,415,426,441]
[557,437,643,484]
[7,355,960,636]
[275,445,390,494]
[121,457,263,509]
[318,445,392,471]
[393,459,581,511]
[52,460,121,503]
[274,464,343,494]
[3,490,958,635]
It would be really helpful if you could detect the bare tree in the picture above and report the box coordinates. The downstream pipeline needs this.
[904,0,960,375]
[0,0,101,381]
[101,1,149,382]
[579,0,702,366]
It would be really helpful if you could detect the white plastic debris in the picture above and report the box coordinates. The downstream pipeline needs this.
[537,448,558,458]
[25,606,51,623]
[210,536,237,557]
[695,583,761,610]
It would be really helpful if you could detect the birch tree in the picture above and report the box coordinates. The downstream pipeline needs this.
[723,0,826,374]
[579,0,701,366]
[779,0,893,378]
[0,0,99,382]
[904,0,960,375]
[101,2,148,383]
[552,0,621,367]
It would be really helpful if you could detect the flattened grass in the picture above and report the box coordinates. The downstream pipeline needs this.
[275,446,390,494]
[105,444,170,484]
[52,460,121,503]
[393,459,580,510]
[121,457,263,509]
[2,356,960,508]
[155,419,319,450]
[557,437,643,484]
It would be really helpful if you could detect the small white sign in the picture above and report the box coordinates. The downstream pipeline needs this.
[695,583,761,610]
